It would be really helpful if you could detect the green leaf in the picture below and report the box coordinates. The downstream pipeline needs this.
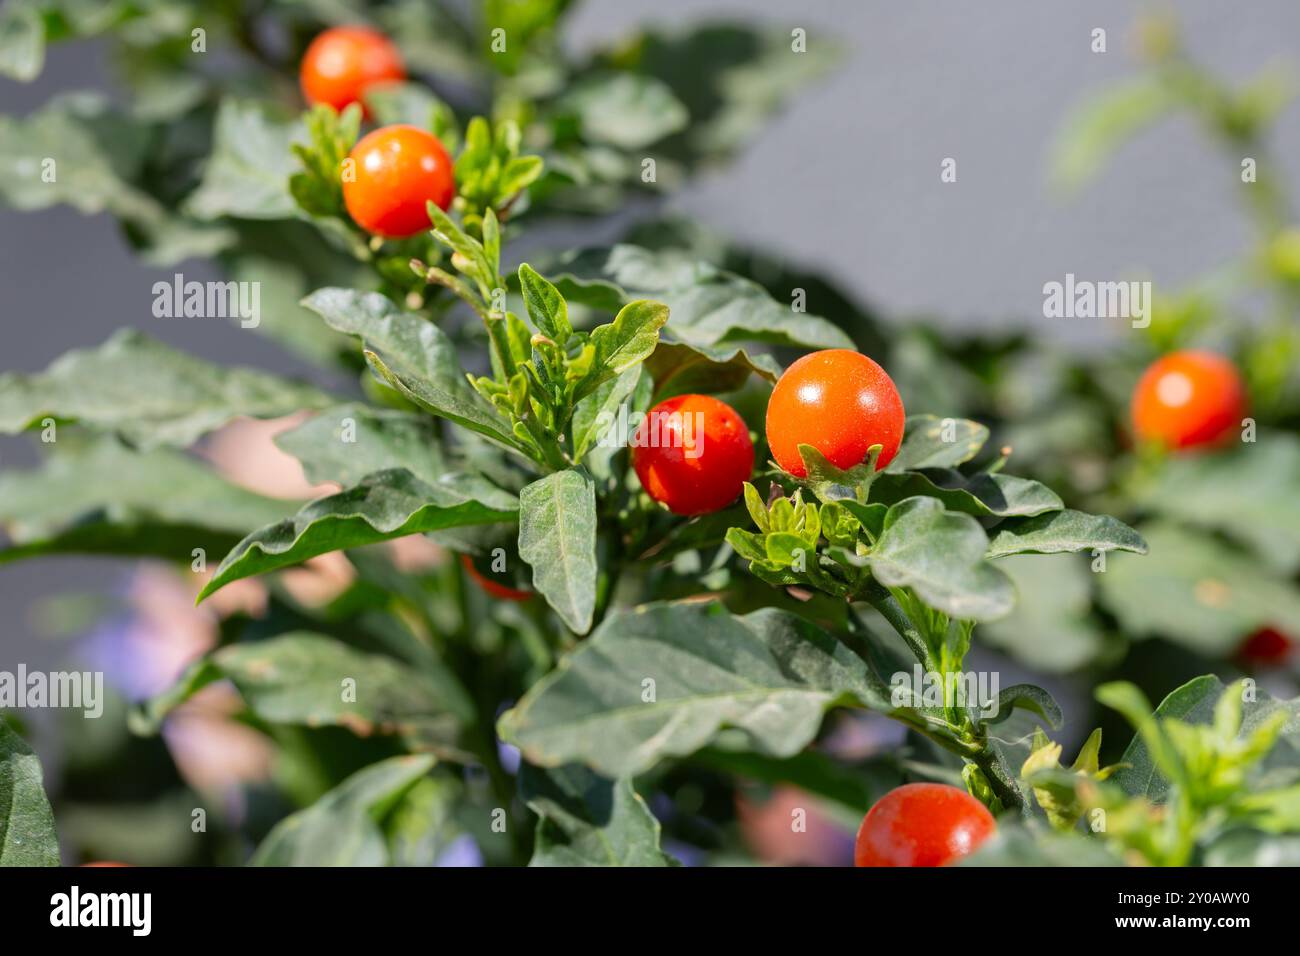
[1097,523,1300,655]
[364,83,457,145]
[885,415,989,472]
[987,509,1147,559]
[1050,77,1173,192]
[1108,676,1300,802]
[559,73,689,149]
[187,99,303,220]
[980,555,1105,672]
[0,721,59,866]
[872,469,1062,518]
[0,330,331,449]
[250,755,435,865]
[199,469,516,601]
[145,633,466,747]
[1130,435,1300,573]
[302,288,521,451]
[986,684,1063,729]
[519,763,677,866]
[868,497,1014,621]
[643,340,780,400]
[498,602,897,778]
[550,244,852,350]
[960,823,1123,866]
[518,264,573,341]
[578,299,669,398]
[0,439,292,563]
[518,470,598,634]
[275,403,447,487]
[0,3,43,82]
[571,365,641,462]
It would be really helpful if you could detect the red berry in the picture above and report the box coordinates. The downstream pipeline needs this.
[632,394,754,516]
[854,783,995,867]
[1130,350,1246,451]
[765,349,905,479]
[300,26,405,113]
[1239,626,1295,666]
[460,554,531,602]
[343,125,455,238]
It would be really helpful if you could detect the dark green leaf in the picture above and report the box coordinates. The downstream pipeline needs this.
[868,497,1014,621]
[0,329,331,449]
[559,73,688,149]
[199,469,516,601]
[0,440,292,563]
[885,415,989,473]
[0,721,59,866]
[187,99,303,220]
[250,755,435,865]
[872,469,1062,518]
[275,403,447,487]
[986,509,1147,559]
[519,762,677,866]
[498,602,897,777]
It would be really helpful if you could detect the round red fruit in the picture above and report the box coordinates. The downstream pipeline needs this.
[343,125,455,238]
[1239,626,1295,666]
[300,26,405,113]
[765,349,905,478]
[460,554,531,602]
[632,394,754,516]
[854,782,995,867]
[1130,350,1246,451]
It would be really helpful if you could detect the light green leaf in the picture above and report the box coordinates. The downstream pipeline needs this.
[498,602,897,777]
[199,469,516,601]
[250,755,435,866]
[571,365,641,461]
[868,496,1014,621]
[0,330,331,449]
[960,824,1122,866]
[520,763,677,866]
[518,263,573,341]
[581,299,669,396]
[0,3,43,82]
[0,721,59,866]
[518,470,598,634]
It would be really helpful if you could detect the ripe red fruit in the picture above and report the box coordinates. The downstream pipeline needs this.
[1239,626,1295,666]
[300,26,405,113]
[765,349,905,479]
[1130,350,1246,451]
[854,782,995,867]
[460,554,531,602]
[343,125,455,238]
[632,394,754,516]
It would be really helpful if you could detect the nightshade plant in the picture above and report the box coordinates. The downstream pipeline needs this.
[2,2,1299,869]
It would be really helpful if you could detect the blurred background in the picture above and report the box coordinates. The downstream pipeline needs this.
[2,0,1298,865]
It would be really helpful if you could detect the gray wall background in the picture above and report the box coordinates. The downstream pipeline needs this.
[3,1,1299,686]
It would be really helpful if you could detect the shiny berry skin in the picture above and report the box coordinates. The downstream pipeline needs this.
[1239,626,1295,666]
[632,394,754,516]
[343,125,455,238]
[854,783,995,867]
[300,26,405,113]
[765,349,905,478]
[460,554,531,602]
[1130,350,1246,451]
